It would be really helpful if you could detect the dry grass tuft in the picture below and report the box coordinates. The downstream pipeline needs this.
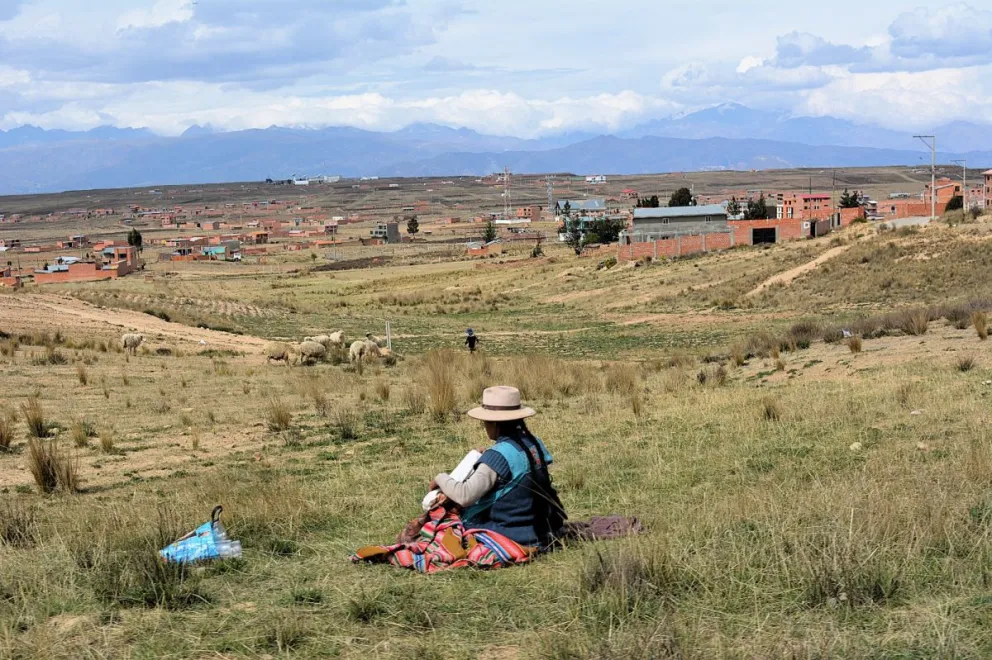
[697,365,728,387]
[76,364,89,385]
[334,408,360,441]
[403,387,426,414]
[900,309,929,336]
[762,397,783,421]
[0,500,36,547]
[0,407,16,452]
[20,398,50,438]
[265,398,293,431]
[99,427,116,453]
[424,350,457,421]
[775,358,786,371]
[70,419,94,448]
[27,438,78,494]
[973,312,988,341]
[605,364,639,397]
[846,335,863,354]
[956,355,977,372]
[374,380,391,402]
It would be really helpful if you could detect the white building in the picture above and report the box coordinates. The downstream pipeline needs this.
[585,175,607,184]
[293,178,309,186]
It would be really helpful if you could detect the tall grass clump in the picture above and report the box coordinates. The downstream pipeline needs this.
[76,364,89,385]
[20,398,50,438]
[334,408,360,441]
[900,309,929,336]
[265,398,292,431]
[0,407,15,452]
[424,350,457,422]
[70,419,95,448]
[846,335,863,354]
[605,364,639,397]
[99,426,116,453]
[787,320,821,349]
[374,380,391,402]
[762,397,783,421]
[403,387,426,414]
[973,312,988,341]
[0,500,36,548]
[956,355,977,372]
[27,438,78,494]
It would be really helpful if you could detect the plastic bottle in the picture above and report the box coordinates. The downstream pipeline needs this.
[217,540,242,559]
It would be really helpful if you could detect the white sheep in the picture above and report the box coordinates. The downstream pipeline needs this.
[306,334,332,349]
[299,340,327,365]
[327,331,346,347]
[349,339,381,363]
[122,333,144,355]
[365,333,387,348]
[264,342,293,365]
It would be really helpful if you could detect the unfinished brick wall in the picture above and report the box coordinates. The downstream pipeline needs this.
[617,231,735,262]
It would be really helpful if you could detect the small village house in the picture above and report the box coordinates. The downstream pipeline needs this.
[984,170,992,208]
[370,222,400,244]
[555,199,607,217]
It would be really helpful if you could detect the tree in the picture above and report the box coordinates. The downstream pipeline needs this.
[127,228,143,252]
[482,220,498,243]
[668,187,694,207]
[726,196,742,217]
[744,195,769,220]
[561,200,572,217]
[563,217,583,255]
[838,189,861,209]
[946,195,964,211]
[406,215,419,236]
[583,217,626,245]
[635,195,660,208]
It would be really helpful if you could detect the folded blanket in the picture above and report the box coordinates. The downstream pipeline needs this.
[351,506,537,573]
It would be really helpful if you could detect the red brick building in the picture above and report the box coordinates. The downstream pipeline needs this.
[984,170,992,208]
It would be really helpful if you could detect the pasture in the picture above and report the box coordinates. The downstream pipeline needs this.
[4,214,992,658]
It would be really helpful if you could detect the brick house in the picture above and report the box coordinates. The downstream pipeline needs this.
[984,170,992,208]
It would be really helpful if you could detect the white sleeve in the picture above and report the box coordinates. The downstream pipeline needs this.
[434,464,499,507]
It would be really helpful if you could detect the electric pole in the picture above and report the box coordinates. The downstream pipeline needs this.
[914,135,936,220]
[952,159,967,212]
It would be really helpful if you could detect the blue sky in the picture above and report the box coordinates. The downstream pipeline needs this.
[0,0,989,136]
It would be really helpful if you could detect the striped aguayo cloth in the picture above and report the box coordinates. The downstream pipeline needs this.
[351,506,537,572]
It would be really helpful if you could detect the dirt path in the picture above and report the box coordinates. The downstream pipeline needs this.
[0,293,269,353]
[745,244,853,297]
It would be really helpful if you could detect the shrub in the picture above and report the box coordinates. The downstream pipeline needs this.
[265,398,292,432]
[944,305,973,330]
[27,438,79,494]
[956,355,977,372]
[697,365,727,387]
[775,358,786,371]
[20,398,50,438]
[900,309,929,336]
[0,407,15,452]
[144,309,171,322]
[847,335,863,354]
[788,321,821,349]
[76,364,89,385]
[821,327,844,344]
[424,351,457,422]
[32,346,68,366]
[974,312,988,341]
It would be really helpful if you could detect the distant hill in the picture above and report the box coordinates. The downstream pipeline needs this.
[0,107,990,195]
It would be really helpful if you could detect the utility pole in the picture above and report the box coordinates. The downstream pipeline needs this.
[952,159,967,212]
[914,135,936,220]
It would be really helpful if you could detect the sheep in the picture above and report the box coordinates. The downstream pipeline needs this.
[365,333,387,348]
[122,333,144,355]
[299,340,327,365]
[349,339,381,363]
[327,331,345,347]
[264,342,293,365]
[305,334,332,349]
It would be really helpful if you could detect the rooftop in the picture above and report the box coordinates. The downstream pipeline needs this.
[633,204,728,220]
[557,199,606,211]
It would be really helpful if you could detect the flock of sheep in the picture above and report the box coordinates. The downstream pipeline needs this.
[119,329,389,367]
[265,331,389,366]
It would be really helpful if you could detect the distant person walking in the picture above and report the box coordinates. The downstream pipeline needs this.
[465,328,480,353]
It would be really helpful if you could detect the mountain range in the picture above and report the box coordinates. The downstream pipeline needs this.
[0,104,990,195]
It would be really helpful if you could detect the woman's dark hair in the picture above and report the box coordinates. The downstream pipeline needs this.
[494,420,530,438]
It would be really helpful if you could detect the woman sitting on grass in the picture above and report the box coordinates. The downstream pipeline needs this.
[352,386,567,571]
[431,385,566,551]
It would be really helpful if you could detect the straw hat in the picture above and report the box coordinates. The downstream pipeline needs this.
[467,386,536,422]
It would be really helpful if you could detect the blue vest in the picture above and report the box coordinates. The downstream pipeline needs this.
[462,434,556,548]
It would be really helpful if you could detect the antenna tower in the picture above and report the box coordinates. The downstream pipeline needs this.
[547,175,555,216]
[503,167,512,220]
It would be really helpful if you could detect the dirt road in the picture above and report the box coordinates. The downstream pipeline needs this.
[745,244,853,297]
[0,293,269,353]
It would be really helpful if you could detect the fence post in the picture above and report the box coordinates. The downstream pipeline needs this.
[676,235,682,256]
[702,233,707,252]
[386,321,392,350]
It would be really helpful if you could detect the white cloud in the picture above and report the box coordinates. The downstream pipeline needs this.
[118,0,193,30]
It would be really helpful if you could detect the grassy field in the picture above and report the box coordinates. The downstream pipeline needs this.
[4,211,992,658]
